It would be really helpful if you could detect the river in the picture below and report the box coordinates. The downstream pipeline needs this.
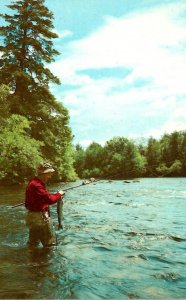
[0,178,185,299]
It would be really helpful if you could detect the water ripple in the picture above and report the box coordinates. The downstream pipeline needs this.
[0,178,186,299]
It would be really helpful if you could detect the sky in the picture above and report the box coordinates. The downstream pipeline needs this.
[0,0,186,147]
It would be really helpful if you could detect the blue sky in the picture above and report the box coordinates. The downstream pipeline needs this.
[0,0,186,147]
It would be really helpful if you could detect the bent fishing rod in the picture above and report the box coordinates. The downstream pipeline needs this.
[11,179,98,209]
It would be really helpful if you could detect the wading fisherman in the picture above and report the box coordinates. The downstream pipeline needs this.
[25,162,65,248]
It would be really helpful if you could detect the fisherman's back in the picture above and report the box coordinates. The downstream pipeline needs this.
[25,177,61,212]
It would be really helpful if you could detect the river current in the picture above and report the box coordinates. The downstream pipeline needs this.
[0,178,185,299]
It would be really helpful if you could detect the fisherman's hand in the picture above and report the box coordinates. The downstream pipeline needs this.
[58,190,65,197]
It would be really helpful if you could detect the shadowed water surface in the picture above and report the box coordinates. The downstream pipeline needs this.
[0,178,185,299]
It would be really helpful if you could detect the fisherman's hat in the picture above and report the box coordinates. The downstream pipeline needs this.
[37,162,55,174]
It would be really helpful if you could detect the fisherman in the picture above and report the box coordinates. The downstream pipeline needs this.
[25,162,65,248]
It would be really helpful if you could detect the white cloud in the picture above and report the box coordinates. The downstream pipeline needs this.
[147,121,186,139]
[172,105,186,120]
[145,102,186,138]
[163,121,186,133]
[69,108,81,117]
[51,2,186,81]
[143,96,176,116]
[50,2,186,143]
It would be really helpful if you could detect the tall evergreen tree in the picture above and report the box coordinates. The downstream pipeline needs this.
[145,137,161,176]
[168,131,180,163]
[0,0,60,114]
[0,0,76,182]
[0,0,59,91]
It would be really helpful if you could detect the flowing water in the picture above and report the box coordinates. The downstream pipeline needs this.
[0,178,185,299]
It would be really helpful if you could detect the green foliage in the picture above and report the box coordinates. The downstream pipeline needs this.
[74,143,104,179]
[169,160,182,176]
[0,84,11,124]
[74,144,86,178]
[53,142,77,182]
[0,0,77,182]
[102,137,146,179]
[156,160,182,177]
[0,0,60,116]
[84,142,103,171]
[74,137,146,179]
[0,1,77,184]
[74,131,186,179]
[0,0,60,90]
[145,137,161,176]
[82,168,101,179]
[179,131,186,176]
[0,115,43,184]
[160,132,180,165]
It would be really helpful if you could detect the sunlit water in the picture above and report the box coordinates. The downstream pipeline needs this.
[0,178,185,299]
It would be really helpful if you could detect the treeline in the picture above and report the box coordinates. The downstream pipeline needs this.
[0,0,77,184]
[74,131,186,179]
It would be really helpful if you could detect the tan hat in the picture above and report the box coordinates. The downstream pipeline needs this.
[37,162,55,174]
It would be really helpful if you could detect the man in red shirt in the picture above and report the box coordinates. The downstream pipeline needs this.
[25,162,65,247]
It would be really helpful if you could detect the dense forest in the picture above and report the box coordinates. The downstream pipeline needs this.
[0,0,76,184]
[74,131,186,179]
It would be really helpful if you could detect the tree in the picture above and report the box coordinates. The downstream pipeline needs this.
[160,132,180,165]
[84,143,103,167]
[124,141,146,178]
[178,131,186,176]
[73,142,103,179]
[0,84,11,125]
[156,160,182,177]
[102,137,129,177]
[169,132,180,162]
[158,132,183,176]
[83,142,103,177]
[102,137,146,179]
[0,0,59,98]
[74,144,86,178]
[0,114,43,184]
[145,137,161,176]
[0,0,60,116]
[0,0,76,182]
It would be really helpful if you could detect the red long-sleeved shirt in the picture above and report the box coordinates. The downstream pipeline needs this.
[25,177,62,212]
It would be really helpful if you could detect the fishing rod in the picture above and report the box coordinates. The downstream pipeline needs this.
[10,168,137,209]
[10,178,99,209]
